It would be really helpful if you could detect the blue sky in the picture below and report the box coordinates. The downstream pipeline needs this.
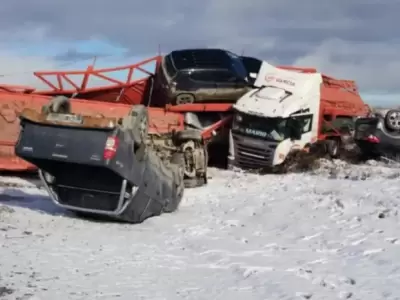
[0,1,398,107]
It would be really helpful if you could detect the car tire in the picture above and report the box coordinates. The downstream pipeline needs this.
[42,96,71,114]
[175,93,195,105]
[385,109,400,131]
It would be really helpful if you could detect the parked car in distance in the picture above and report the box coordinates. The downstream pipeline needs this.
[154,49,253,105]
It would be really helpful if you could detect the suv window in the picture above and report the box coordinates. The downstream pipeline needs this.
[190,70,237,82]
[226,51,249,80]
[164,55,177,77]
[240,56,262,74]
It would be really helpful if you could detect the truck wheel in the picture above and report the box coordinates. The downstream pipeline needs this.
[326,139,340,158]
[175,129,202,142]
[42,96,71,114]
[183,145,208,188]
[164,153,185,213]
[123,105,149,146]
[385,109,400,131]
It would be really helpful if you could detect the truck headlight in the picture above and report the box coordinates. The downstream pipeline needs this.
[235,114,243,122]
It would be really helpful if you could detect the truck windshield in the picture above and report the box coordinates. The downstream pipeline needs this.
[233,112,288,141]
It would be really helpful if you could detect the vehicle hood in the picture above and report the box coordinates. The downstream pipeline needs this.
[234,61,323,118]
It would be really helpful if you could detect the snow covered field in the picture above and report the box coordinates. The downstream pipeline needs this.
[1,160,400,300]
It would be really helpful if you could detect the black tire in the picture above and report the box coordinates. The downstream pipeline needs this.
[385,109,400,131]
[175,129,202,142]
[326,139,340,158]
[163,153,185,213]
[42,96,71,114]
[122,105,149,146]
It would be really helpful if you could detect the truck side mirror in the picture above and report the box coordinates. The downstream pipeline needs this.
[288,119,302,140]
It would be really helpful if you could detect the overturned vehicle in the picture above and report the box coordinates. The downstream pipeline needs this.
[14,98,189,223]
[354,109,400,161]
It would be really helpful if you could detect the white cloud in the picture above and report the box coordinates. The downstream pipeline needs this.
[294,38,400,93]
[0,51,58,89]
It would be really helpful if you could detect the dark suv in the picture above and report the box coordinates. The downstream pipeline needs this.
[154,49,252,105]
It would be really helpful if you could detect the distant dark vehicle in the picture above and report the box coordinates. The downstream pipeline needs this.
[154,49,253,105]
[354,109,400,161]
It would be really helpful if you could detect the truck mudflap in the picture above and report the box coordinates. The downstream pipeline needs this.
[15,110,185,223]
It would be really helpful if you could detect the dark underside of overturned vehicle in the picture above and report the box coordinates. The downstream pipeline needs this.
[15,110,185,224]
[354,109,400,162]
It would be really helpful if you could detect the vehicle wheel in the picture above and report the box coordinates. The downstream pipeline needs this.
[42,96,71,114]
[123,105,149,146]
[182,145,208,188]
[175,93,195,105]
[385,109,400,131]
[326,139,340,158]
[164,153,185,213]
[175,129,202,142]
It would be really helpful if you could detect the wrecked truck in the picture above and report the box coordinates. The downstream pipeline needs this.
[14,98,186,223]
[228,61,370,171]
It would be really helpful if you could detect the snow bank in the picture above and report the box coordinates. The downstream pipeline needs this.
[1,162,400,299]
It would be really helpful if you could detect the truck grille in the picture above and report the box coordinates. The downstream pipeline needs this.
[232,133,278,169]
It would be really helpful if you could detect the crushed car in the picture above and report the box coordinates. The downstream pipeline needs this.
[354,109,400,161]
[15,97,186,223]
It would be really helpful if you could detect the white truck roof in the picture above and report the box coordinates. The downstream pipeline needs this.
[234,61,323,118]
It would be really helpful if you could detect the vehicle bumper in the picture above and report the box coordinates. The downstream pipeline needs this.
[39,170,136,216]
[229,132,278,169]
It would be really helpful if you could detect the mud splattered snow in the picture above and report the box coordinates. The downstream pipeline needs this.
[1,160,400,299]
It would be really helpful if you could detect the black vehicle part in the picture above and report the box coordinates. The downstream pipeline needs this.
[164,153,185,212]
[354,116,400,161]
[15,113,184,224]
[385,109,400,131]
[175,129,203,142]
[326,138,340,158]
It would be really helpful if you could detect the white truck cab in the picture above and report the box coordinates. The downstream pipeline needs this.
[228,61,323,169]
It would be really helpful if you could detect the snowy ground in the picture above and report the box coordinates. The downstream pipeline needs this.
[1,160,400,299]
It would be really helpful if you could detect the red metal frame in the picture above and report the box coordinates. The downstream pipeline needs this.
[32,55,161,95]
[0,56,371,172]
